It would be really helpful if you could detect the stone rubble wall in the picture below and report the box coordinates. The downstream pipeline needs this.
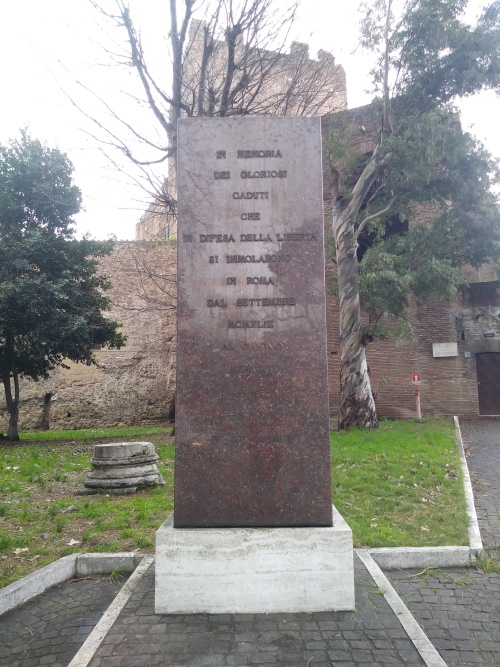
[1,236,498,431]
[0,242,177,432]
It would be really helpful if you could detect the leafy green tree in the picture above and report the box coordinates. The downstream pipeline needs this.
[0,133,125,441]
[326,0,500,429]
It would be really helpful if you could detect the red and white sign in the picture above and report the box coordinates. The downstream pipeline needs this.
[412,374,421,384]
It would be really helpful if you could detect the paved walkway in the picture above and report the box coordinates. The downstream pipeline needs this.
[2,556,426,667]
[460,419,500,554]
[388,566,500,666]
[0,575,129,667]
[0,417,499,667]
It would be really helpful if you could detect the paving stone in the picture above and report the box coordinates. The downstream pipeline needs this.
[227,656,251,665]
[0,552,429,665]
[0,575,128,666]
[5,535,500,667]
[387,565,500,667]
[250,653,278,664]
[328,649,352,661]
[461,419,500,552]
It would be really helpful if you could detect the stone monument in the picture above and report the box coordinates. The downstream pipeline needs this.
[156,116,354,613]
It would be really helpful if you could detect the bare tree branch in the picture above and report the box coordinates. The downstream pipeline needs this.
[355,196,397,240]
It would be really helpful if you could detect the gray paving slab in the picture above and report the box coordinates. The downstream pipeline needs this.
[460,418,500,554]
[0,574,129,667]
[83,554,425,667]
[387,566,500,667]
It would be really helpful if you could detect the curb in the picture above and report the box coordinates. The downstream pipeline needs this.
[0,552,146,616]
[365,545,475,569]
[76,552,146,576]
[454,415,483,552]
[0,553,78,616]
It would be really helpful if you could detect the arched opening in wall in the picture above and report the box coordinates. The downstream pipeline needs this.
[476,352,500,415]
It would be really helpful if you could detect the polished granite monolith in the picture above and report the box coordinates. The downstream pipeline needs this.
[175,116,332,528]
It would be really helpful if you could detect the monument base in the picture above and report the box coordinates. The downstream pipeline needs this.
[155,506,354,614]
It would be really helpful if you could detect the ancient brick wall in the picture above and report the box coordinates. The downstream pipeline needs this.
[320,108,500,419]
[326,283,500,420]
[0,242,177,432]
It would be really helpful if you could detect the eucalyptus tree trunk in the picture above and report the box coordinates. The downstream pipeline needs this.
[332,160,380,429]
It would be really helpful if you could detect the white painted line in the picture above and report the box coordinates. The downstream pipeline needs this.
[357,550,448,667]
[454,416,483,552]
[67,554,155,667]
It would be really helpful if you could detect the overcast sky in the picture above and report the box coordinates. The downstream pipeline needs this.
[1,0,498,240]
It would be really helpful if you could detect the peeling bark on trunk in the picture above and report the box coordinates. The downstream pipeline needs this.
[333,203,378,430]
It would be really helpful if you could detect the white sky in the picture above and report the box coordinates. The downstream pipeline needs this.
[1,0,498,240]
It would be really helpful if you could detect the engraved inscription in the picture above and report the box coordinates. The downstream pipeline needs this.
[241,170,287,179]
[240,233,272,242]
[176,118,331,528]
[197,231,318,242]
[236,297,295,306]
[228,320,274,329]
[276,232,318,241]
[200,234,235,243]
[246,277,275,285]
[237,149,283,158]
[241,342,283,350]
[207,299,227,308]
[232,192,269,200]
[226,254,291,263]
[221,342,284,351]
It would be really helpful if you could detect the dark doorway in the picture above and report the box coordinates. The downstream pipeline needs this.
[476,352,500,415]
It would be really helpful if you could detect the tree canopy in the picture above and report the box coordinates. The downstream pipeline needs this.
[326,0,500,428]
[0,132,125,441]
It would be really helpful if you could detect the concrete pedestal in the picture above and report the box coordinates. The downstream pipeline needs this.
[155,506,354,614]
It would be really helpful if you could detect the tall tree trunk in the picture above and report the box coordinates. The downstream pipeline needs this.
[1,366,20,441]
[333,204,378,430]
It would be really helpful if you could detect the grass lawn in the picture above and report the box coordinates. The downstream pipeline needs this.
[0,418,468,587]
[331,417,468,548]
[0,427,174,588]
